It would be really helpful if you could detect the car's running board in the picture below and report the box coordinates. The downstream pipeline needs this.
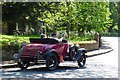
[36,60,46,63]
[63,56,70,61]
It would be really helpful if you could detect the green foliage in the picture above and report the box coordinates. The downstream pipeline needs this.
[69,31,94,41]
[2,2,119,37]
[101,30,118,36]
[2,40,28,60]
[1,35,40,43]
[2,42,20,52]
[1,35,32,52]
[1,35,39,60]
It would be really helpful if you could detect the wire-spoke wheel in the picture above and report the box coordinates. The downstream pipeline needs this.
[18,58,30,70]
[46,53,58,71]
[69,46,78,61]
[77,52,86,67]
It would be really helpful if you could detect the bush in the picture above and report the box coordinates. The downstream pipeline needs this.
[1,35,41,60]
[2,41,28,50]
[2,39,29,60]
[70,32,94,41]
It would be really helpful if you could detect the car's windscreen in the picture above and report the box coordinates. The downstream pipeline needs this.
[29,38,60,44]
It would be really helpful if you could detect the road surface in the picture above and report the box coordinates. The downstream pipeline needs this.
[1,37,118,78]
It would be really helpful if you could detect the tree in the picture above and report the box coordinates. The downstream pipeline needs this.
[2,2,20,35]
[108,2,118,33]
[2,2,114,37]
[2,2,61,35]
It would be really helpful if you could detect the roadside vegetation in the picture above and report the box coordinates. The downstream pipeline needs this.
[101,30,118,37]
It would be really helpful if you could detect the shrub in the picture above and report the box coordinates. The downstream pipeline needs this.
[101,30,118,37]
[2,41,29,60]
[70,32,94,41]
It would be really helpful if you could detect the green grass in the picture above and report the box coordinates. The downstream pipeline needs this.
[1,35,41,43]
[1,34,94,43]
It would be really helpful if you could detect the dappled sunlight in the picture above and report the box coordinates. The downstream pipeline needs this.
[2,60,118,78]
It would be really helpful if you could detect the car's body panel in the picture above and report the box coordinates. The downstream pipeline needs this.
[17,38,86,63]
[20,40,74,59]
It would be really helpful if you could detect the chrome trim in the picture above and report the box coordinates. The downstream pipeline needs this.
[37,60,46,63]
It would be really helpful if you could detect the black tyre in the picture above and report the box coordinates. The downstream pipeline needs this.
[18,58,30,70]
[46,53,58,71]
[69,46,78,61]
[77,52,86,67]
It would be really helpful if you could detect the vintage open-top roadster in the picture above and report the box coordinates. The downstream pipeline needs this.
[14,38,87,70]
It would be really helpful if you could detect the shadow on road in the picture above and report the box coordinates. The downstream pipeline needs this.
[100,45,112,49]
[4,65,87,72]
[101,39,112,50]
[2,65,87,78]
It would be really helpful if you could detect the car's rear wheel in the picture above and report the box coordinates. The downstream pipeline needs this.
[46,53,58,71]
[18,58,30,70]
[77,52,86,67]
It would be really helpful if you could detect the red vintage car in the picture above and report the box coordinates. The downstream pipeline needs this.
[14,38,87,71]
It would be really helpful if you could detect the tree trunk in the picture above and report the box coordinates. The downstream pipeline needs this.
[7,22,16,35]
[66,21,69,39]
[66,2,70,40]
[78,26,81,37]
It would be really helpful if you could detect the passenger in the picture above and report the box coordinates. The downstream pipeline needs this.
[51,33,57,38]
[41,34,45,39]
[50,33,63,41]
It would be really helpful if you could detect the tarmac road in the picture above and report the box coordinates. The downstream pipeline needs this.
[1,37,118,78]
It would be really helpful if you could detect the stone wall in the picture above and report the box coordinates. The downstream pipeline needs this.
[78,42,98,51]
[76,33,101,51]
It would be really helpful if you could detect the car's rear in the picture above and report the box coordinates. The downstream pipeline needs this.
[14,38,61,70]
[21,43,45,58]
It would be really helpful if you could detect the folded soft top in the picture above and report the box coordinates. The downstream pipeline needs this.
[29,38,60,44]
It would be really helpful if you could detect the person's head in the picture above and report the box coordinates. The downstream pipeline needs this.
[51,33,57,38]
[41,34,45,39]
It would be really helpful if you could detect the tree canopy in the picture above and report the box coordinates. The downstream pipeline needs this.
[2,2,119,36]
